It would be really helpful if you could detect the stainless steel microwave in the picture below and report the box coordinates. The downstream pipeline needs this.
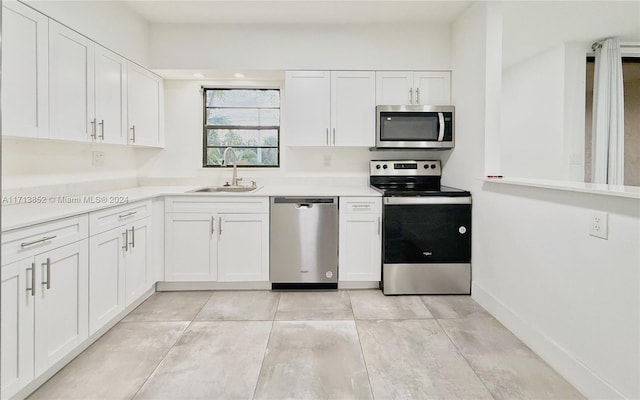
[375,105,455,149]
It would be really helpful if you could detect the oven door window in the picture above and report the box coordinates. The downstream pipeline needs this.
[383,204,471,263]
[380,112,440,141]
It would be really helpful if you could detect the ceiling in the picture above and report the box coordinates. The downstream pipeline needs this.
[124,0,472,25]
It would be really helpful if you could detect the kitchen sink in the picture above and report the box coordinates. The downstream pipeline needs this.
[188,185,262,193]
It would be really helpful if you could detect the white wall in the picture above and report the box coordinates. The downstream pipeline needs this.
[500,42,587,182]
[149,23,451,70]
[22,0,150,65]
[449,3,640,399]
[2,139,138,190]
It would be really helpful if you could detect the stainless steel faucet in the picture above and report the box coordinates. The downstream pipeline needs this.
[222,147,242,186]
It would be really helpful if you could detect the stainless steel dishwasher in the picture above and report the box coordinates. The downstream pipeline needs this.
[270,197,338,289]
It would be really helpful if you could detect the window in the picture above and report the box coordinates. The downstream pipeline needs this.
[203,88,280,167]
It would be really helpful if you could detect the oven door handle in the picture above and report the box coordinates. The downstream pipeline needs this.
[384,197,471,205]
[437,112,445,141]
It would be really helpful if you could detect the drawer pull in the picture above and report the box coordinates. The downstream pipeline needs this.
[21,235,57,248]
[118,211,138,220]
[352,205,371,208]
[27,263,36,296]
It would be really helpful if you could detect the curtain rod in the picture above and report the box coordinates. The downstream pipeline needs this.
[592,42,640,51]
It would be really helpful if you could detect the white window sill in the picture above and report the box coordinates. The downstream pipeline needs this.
[480,177,640,200]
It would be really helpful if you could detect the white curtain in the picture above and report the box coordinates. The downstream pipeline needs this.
[591,38,625,185]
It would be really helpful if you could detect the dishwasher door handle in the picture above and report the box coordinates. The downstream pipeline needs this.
[295,203,313,209]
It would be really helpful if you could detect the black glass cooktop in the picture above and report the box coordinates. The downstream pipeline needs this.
[370,184,471,197]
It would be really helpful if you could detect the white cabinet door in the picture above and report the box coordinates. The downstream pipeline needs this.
[88,228,125,335]
[331,71,376,147]
[414,71,451,105]
[49,21,94,142]
[34,240,88,375]
[165,214,217,281]
[375,71,413,105]
[94,45,127,144]
[124,219,151,305]
[1,259,35,399]
[217,214,269,282]
[127,63,162,147]
[285,71,330,146]
[338,198,382,282]
[1,2,48,139]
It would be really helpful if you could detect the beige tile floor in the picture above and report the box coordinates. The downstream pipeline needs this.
[29,290,584,400]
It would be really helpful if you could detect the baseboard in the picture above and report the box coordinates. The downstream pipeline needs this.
[338,281,380,289]
[472,282,625,400]
[156,281,271,291]
[14,287,155,400]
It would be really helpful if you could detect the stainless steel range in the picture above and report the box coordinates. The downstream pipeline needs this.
[369,160,471,295]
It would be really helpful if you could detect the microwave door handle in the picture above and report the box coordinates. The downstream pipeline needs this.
[437,112,445,141]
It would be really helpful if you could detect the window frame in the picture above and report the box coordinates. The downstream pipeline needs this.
[202,87,281,168]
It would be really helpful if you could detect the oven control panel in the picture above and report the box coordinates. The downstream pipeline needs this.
[370,160,441,176]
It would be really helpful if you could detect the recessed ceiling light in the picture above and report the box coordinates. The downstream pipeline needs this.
[193,73,205,79]
[234,73,245,79]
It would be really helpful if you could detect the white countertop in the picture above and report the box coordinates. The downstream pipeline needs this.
[2,184,381,232]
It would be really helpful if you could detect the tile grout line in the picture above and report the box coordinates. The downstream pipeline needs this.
[250,292,281,400]
[128,291,215,400]
[433,317,498,400]
[347,290,376,400]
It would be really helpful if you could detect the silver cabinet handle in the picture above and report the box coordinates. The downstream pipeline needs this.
[437,112,445,141]
[27,263,36,296]
[118,211,138,220]
[332,128,336,145]
[42,257,51,289]
[409,88,413,104]
[377,217,381,236]
[129,226,135,248]
[352,204,371,209]
[130,125,136,143]
[210,216,215,235]
[219,217,223,236]
[90,118,97,139]
[21,235,57,248]
[326,128,329,146]
[122,229,129,252]
[416,88,420,104]
[99,120,105,140]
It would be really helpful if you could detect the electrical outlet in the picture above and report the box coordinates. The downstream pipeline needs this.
[92,151,105,167]
[322,154,332,167]
[589,211,608,239]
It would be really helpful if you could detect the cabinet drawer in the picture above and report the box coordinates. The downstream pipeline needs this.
[340,197,382,214]
[89,200,151,235]
[165,196,269,214]
[1,215,88,264]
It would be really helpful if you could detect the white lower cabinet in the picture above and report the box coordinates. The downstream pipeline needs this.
[1,259,35,399]
[34,241,89,376]
[217,214,269,282]
[164,197,269,283]
[338,197,382,282]
[89,216,151,335]
[1,239,88,399]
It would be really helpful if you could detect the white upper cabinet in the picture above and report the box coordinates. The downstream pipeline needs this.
[127,63,164,147]
[376,71,451,105]
[94,46,128,145]
[285,71,375,147]
[1,1,49,139]
[375,71,413,105]
[49,20,95,142]
[331,71,376,147]
[285,71,331,146]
